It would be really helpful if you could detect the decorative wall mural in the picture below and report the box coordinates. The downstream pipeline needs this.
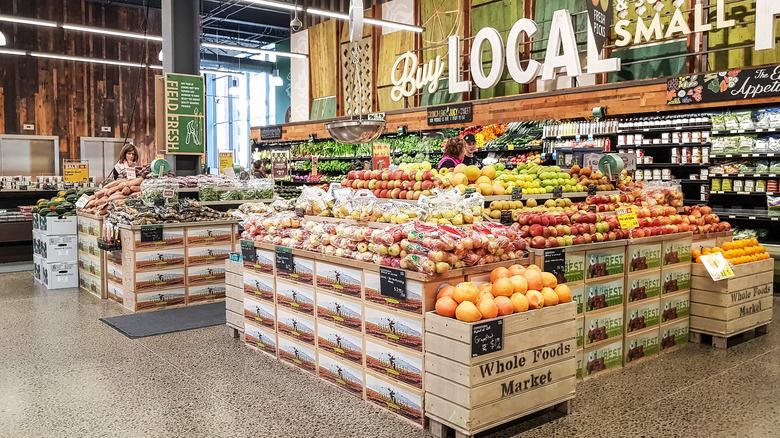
[341,37,374,116]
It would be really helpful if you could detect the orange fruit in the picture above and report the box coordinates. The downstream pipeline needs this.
[541,272,558,289]
[541,287,559,307]
[509,275,528,295]
[476,296,499,319]
[722,242,733,251]
[455,301,482,322]
[494,296,514,316]
[507,264,526,277]
[453,282,479,304]
[525,290,544,309]
[526,264,542,273]
[523,270,544,291]
[554,284,572,303]
[435,296,458,318]
[492,277,514,297]
[490,267,511,283]
[477,289,494,301]
[436,285,455,300]
[509,292,529,313]
[692,249,701,258]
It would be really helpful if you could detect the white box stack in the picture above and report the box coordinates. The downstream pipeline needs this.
[33,213,78,289]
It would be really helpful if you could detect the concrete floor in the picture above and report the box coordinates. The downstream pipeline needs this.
[1,270,779,438]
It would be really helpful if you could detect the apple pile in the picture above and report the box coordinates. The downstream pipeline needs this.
[343,168,442,200]
[514,210,627,249]
[508,151,542,165]
[485,197,578,220]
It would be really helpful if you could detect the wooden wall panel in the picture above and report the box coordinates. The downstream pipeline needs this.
[0,0,161,166]
[308,20,339,101]
[707,0,780,71]
[377,30,416,111]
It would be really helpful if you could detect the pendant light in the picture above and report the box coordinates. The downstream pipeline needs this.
[269,68,283,87]
[228,77,240,96]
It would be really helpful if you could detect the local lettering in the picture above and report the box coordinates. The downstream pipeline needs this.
[500,371,553,397]
[479,343,571,378]
[740,301,763,317]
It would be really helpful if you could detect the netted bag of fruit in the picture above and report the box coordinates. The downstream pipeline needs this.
[420,190,459,225]
[384,200,426,224]
[351,189,379,222]
[295,186,333,216]
[458,191,485,224]
[400,253,437,274]
[332,188,354,218]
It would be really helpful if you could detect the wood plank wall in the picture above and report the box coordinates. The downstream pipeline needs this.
[0,0,161,165]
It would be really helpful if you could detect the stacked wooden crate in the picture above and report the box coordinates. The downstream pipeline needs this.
[225,258,244,337]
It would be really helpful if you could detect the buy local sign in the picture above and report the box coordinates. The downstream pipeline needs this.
[390,0,780,101]
[165,73,206,155]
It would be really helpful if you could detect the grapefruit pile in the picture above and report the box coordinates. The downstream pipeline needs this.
[693,239,770,265]
[435,264,572,322]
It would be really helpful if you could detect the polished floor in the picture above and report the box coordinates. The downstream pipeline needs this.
[1,270,779,438]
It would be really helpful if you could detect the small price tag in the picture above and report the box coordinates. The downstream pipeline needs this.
[699,252,735,281]
[507,145,514,151]
[617,206,639,230]
[140,225,163,242]
[465,187,477,195]
[19,185,27,191]
[380,267,407,300]
[162,189,175,199]
[588,185,597,196]
[241,240,257,263]
[126,168,136,179]
[472,319,503,357]
[75,194,90,209]
[500,210,513,225]
[294,207,305,217]
[511,187,523,200]
[275,246,293,272]
[552,187,563,198]
[543,248,566,282]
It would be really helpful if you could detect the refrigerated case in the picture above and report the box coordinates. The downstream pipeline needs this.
[0,135,60,176]
[79,137,130,181]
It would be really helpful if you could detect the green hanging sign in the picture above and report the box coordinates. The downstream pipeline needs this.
[165,73,206,155]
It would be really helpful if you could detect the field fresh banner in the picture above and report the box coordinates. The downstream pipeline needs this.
[165,73,205,155]
[668,65,780,105]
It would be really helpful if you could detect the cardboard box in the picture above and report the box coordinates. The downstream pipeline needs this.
[576,315,584,348]
[584,278,624,312]
[123,268,186,292]
[317,321,364,366]
[244,322,277,357]
[315,261,363,299]
[186,224,234,246]
[276,308,317,346]
[106,281,124,303]
[276,280,315,316]
[563,250,586,283]
[318,351,365,398]
[364,304,423,352]
[188,283,226,303]
[125,288,187,311]
[78,271,102,296]
[583,339,623,377]
[243,248,275,275]
[364,271,424,315]
[660,318,689,351]
[586,247,625,280]
[41,260,78,289]
[243,295,276,329]
[662,238,692,266]
[105,262,123,284]
[39,234,77,262]
[624,327,660,364]
[584,307,624,346]
[77,253,102,278]
[570,282,585,314]
[276,256,315,285]
[105,249,122,265]
[661,291,690,322]
[365,373,424,425]
[77,215,101,238]
[38,214,77,236]
[628,241,661,272]
[33,255,42,283]
[187,264,226,286]
[576,348,584,380]
[121,227,184,251]
[121,248,185,271]
[242,271,275,303]
[78,235,101,259]
[365,338,423,389]
[316,290,363,334]
[277,335,317,375]
[626,297,661,333]
[627,269,661,302]
[662,264,691,294]
[186,244,232,267]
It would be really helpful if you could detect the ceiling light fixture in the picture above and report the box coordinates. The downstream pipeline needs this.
[158,50,163,61]
[0,14,57,27]
[202,42,308,59]
[228,77,241,96]
[269,69,283,87]
[0,47,159,69]
[0,31,6,46]
[61,24,163,41]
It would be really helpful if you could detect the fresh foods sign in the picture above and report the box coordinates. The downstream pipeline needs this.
[390,1,779,99]
[165,73,206,155]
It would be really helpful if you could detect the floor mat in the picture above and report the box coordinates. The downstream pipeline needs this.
[100,302,226,338]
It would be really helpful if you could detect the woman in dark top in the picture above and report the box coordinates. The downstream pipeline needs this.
[253,160,267,178]
[438,137,466,170]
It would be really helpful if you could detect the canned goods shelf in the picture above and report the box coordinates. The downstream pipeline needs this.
[710,153,779,158]
[711,128,779,135]
[616,143,711,149]
[617,125,712,134]
[635,163,708,168]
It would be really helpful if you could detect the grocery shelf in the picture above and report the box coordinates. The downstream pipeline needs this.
[709,172,780,178]
[482,190,618,202]
[710,153,779,158]
[617,125,711,134]
[680,180,708,184]
[711,209,780,221]
[635,163,708,168]
[709,191,767,196]
[616,143,710,149]
[711,128,779,135]
[199,199,273,206]
[543,133,614,140]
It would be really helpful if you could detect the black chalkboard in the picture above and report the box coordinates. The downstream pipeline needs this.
[380,267,407,300]
[427,102,473,126]
[241,240,257,263]
[260,125,283,140]
[588,185,597,196]
[544,248,566,284]
[18,185,27,191]
[553,187,563,198]
[500,210,513,225]
[276,246,293,272]
[472,319,504,357]
[140,225,163,242]
[511,187,523,200]
[668,66,780,105]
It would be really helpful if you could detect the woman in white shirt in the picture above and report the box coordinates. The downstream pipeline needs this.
[110,144,139,179]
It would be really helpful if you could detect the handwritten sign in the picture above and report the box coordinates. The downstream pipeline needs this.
[511,187,523,200]
[700,252,735,281]
[241,240,257,264]
[669,65,780,105]
[75,194,90,209]
[380,267,407,300]
[472,319,503,357]
[275,246,293,272]
[140,225,163,243]
[427,102,473,126]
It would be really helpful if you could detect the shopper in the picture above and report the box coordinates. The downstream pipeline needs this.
[109,144,139,179]
[438,137,466,170]
[462,134,481,167]
[253,160,267,178]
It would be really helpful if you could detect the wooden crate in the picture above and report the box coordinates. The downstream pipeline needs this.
[424,302,576,437]
[317,350,365,399]
[585,240,627,284]
[627,237,662,273]
[689,258,774,343]
[243,321,278,357]
[660,318,690,353]
[623,326,660,366]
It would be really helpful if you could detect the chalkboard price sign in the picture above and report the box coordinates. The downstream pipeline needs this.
[276,246,293,272]
[544,248,566,284]
[380,266,407,300]
[472,319,504,357]
[588,185,597,196]
[241,240,256,263]
[511,187,523,200]
[500,210,513,225]
[553,187,563,198]
[140,225,163,243]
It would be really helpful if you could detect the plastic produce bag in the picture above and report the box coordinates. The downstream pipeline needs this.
[140,177,179,206]
[295,186,333,216]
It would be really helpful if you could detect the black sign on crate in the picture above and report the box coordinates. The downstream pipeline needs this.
[241,240,257,263]
[500,210,513,225]
[427,102,473,126]
[511,187,523,200]
[140,225,163,243]
[588,205,598,213]
[588,185,597,196]
[260,125,283,140]
[380,266,407,300]
[276,246,293,272]
[553,187,563,198]
[544,248,566,285]
[472,319,503,357]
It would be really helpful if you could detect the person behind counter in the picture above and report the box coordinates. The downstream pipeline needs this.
[438,137,466,170]
[462,133,481,167]
[253,160,267,178]
[109,144,139,179]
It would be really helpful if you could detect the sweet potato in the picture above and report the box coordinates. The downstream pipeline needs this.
[130,186,141,192]
[127,178,143,186]
[122,187,131,196]
[107,193,124,201]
